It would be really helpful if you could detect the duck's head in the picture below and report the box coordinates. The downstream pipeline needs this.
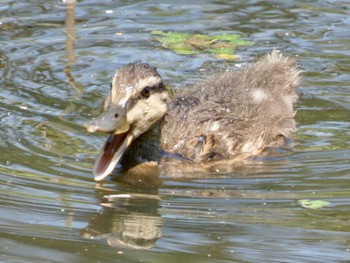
[86,62,170,181]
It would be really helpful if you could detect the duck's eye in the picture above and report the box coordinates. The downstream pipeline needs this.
[141,86,151,98]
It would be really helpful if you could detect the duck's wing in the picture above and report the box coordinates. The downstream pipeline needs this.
[161,51,302,161]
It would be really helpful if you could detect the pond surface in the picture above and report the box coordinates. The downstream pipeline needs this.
[1,0,350,262]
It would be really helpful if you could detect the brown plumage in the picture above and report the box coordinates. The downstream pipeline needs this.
[86,51,302,182]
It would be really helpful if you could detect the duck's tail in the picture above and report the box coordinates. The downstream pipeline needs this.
[250,50,302,147]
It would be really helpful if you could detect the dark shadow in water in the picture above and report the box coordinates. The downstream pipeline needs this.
[65,0,82,94]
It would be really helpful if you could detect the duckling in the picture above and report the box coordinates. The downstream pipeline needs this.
[86,51,301,182]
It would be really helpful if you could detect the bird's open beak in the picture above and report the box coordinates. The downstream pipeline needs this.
[85,105,133,181]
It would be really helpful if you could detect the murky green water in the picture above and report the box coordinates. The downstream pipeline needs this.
[1,1,350,262]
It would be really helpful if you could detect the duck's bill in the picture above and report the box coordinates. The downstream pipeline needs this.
[85,105,131,181]
[92,132,133,181]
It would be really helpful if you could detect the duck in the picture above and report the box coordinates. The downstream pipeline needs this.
[86,51,302,182]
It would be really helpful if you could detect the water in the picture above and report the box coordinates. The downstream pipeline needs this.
[0,0,350,262]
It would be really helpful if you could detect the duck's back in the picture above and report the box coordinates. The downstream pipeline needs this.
[161,51,302,161]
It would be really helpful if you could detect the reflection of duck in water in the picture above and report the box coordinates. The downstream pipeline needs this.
[81,192,162,250]
[86,51,301,182]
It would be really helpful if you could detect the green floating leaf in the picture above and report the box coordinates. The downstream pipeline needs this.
[214,33,240,41]
[298,199,330,209]
[151,30,254,60]
[215,54,239,60]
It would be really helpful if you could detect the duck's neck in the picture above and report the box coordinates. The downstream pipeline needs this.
[120,121,162,169]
